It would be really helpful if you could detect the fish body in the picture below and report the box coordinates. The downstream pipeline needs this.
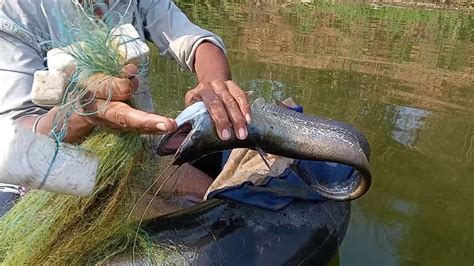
[157,98,372,201]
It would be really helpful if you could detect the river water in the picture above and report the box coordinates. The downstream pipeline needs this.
[150,1,473,265]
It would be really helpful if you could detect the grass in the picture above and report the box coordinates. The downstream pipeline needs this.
[280,0,471,39]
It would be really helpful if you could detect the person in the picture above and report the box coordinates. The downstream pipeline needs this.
[0,0,250,142]
[0,0,250,204]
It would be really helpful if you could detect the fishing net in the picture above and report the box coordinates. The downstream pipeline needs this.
[0,1,170,264]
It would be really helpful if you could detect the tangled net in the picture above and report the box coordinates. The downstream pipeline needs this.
[0,1,168,264]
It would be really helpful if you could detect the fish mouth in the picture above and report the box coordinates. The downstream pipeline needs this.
[157,101,208,157]
[156,123,193,156]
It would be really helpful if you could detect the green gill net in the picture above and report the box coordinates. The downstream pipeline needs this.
[0,1,167,264]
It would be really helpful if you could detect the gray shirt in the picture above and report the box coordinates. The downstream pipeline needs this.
[0,0,225,118]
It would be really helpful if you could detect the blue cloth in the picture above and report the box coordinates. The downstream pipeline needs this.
[207,151,355,211]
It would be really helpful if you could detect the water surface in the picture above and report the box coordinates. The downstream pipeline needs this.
[149,1,473,265]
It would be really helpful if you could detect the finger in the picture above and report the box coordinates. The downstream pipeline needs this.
[184,89,202,107]
[197,83,231,140]
[212,81,248,140]
[119,63,140,97]
[226,80,251,124]
[128,75,140,94]
[96,101,177,134]
[118,64,139,79]
[85,74,138,101]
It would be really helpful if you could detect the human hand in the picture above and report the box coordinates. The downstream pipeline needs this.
[79,64,177,134]
[184,80,251,141]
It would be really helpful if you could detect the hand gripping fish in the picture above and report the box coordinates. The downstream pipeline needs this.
[156,98,372,201]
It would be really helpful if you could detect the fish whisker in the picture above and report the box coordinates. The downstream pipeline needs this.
[131,162,180,263]
[127,162,173,220]
[256,146,274,173]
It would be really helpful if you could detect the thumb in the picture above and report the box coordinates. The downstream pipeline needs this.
[185,88,202,106]
[119,64,139,79]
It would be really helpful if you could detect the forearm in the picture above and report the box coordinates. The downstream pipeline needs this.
[18,109,95,144]
[194,41,232,82]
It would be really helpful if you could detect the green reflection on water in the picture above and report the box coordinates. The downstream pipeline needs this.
[149,0,473,265]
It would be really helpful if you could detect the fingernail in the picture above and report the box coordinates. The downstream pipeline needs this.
[238,127,248,140]
[245,113,251,124]
[156,122,168,131]
[221,128,231,140]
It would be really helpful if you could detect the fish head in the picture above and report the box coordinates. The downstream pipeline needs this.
[155,101,211,164]
[155,122,193,156]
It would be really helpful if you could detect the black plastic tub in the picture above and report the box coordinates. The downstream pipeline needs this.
[144,198,351,266]
[0,187,350,265]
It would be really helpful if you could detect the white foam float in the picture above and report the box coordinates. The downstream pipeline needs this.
[32,23,150,107]
[0,118,98,197]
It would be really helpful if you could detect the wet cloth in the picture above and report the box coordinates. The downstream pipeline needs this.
[204,148,294,199]
[0,0,225,119]
[205,150,355,211]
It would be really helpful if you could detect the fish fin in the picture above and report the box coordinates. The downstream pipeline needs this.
[274,99,288,108]
[274,98,297,108]
[256,146,273,173]
[256,146,269,158]
[281,97,297,106]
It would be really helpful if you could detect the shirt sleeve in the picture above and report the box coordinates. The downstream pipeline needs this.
[138,0,226,72]
[0,31,48,120]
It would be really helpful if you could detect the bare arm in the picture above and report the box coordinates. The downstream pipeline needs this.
[139,1,251,140]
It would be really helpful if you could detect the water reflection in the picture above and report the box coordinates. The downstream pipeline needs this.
[245,79,288,101]
[391,199,417,216]
[150,0,474,264]
[390,105,431,148]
